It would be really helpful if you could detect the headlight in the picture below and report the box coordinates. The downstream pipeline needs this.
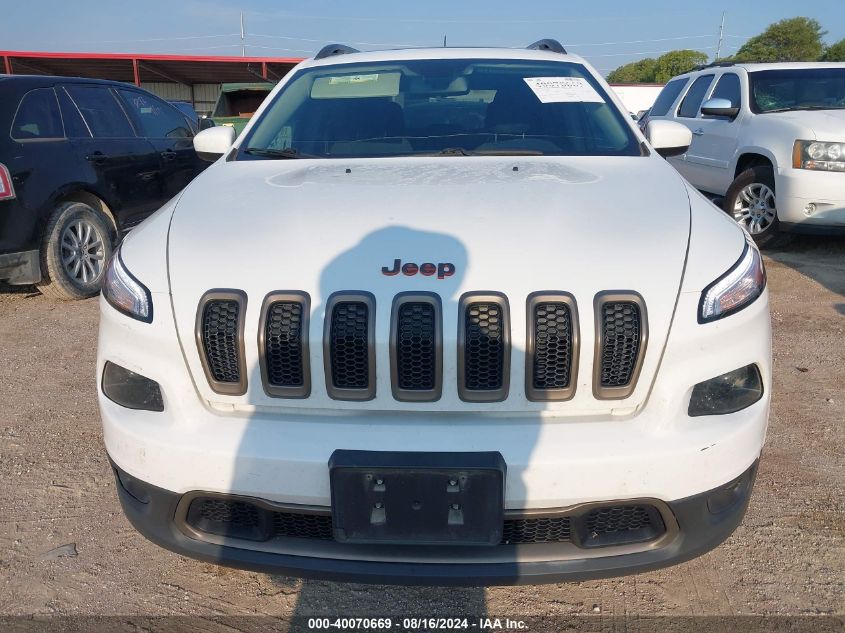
[688,364,763,417]
[793,140,845,172]
[102,246,153,323]
[699,238,766,323]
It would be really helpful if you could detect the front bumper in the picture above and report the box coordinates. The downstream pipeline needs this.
[776,167,845,230]
[0,249,41,284]
[111,459,758,586]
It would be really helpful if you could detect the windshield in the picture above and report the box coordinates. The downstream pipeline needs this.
[240,58,641,159]
[749,68,845,113]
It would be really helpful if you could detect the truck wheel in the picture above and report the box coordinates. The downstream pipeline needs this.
[37,201,114,300]
[723,166,792,248]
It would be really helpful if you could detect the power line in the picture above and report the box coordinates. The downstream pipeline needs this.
[248,11,702,24]
[86,33,239,44]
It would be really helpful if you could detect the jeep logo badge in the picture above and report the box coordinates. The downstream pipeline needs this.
[382,259,455,280]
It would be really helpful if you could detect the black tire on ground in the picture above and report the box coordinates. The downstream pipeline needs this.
[37,201,114,300]
[723,165,793,249]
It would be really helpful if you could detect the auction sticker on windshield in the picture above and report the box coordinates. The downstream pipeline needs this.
[523,77,604,103]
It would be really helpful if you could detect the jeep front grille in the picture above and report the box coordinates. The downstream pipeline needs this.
[458,293,510,402]
[390,293,442,402]
[200,289,649,402]
[323,293,376,401]
[196,291,247,396]
[593,293,648,400]
[259,292,310,398]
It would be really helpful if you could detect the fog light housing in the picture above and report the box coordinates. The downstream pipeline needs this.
[101,361,164,412]
[688,364,763,417]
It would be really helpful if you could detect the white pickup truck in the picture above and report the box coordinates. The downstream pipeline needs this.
[642,62,845,246]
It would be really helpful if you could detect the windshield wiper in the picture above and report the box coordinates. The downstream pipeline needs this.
[763,105,845,113]
[242,147,307,159]
[422,147,545,157]
[434,147,477,156]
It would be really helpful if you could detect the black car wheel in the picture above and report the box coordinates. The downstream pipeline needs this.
[38,201,114,300]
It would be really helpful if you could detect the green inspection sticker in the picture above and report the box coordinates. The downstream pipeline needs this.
[329,74,379,84]
[312,72,401,98]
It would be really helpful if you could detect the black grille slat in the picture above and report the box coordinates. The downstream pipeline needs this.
[202,300,241,384]
[326,300,374,394]
[396,302,437,391]
[265,301,304,387]
[464,303,505,391]
[599,301,641,388]
[533,302,573,390]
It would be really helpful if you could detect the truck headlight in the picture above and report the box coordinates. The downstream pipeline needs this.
[698,239,766,323]
[688,364,763,417]
[793,140,845,172]
[102,246,153,323]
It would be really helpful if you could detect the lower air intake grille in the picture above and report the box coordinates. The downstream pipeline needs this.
[184,497,667,548]
[396,302,437,391]
[460,294,510,402]
[582,504,665,548]
[502,516,572,544]
[198,292,246,395]
[325,293,375,400]
[595,294,646,399]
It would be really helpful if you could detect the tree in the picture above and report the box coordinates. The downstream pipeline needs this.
[653,50,709,83]
[821,39,845,61]
[606,50,706,84]
[607,58,657,83]
[733,17,826,62]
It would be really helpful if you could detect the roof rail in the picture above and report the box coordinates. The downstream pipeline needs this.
[315,44,360,60]
[527,39,567,54]
[692,61,736,71]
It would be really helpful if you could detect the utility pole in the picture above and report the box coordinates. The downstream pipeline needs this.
[714,11,725,61]
[240,11,245,57]
[443,35,447,48]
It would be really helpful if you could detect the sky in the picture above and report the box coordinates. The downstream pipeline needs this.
[1,0,844,76]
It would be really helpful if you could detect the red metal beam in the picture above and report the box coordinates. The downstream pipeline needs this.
[0,50,304,64]
[132,58,140,86]
[262,61,267,80]
[3,56,10,74]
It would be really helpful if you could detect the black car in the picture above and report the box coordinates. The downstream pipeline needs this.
[0,75,206,299]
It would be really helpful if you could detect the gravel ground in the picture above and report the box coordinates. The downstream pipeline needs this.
[0,236,843,627]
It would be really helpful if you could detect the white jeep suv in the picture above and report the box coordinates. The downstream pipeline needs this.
[97,41,771,585]
[643,62,845,246]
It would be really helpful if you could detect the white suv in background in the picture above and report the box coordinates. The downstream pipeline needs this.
[643,62,845,246]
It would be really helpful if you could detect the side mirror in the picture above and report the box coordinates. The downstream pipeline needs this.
[700,97,739,118]
[645,120,692,158]
[198,117,216,131]
[193,126,236,162]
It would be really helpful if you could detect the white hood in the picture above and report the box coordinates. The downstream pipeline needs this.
[763,109,845,139]
[168,155,693,414]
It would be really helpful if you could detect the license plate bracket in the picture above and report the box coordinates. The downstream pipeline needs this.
[329,450,506,546]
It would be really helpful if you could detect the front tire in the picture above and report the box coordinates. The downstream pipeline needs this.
[723,166,791,248]
[37,202,114,300]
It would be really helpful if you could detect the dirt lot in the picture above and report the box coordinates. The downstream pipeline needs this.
[1,236,843,626]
